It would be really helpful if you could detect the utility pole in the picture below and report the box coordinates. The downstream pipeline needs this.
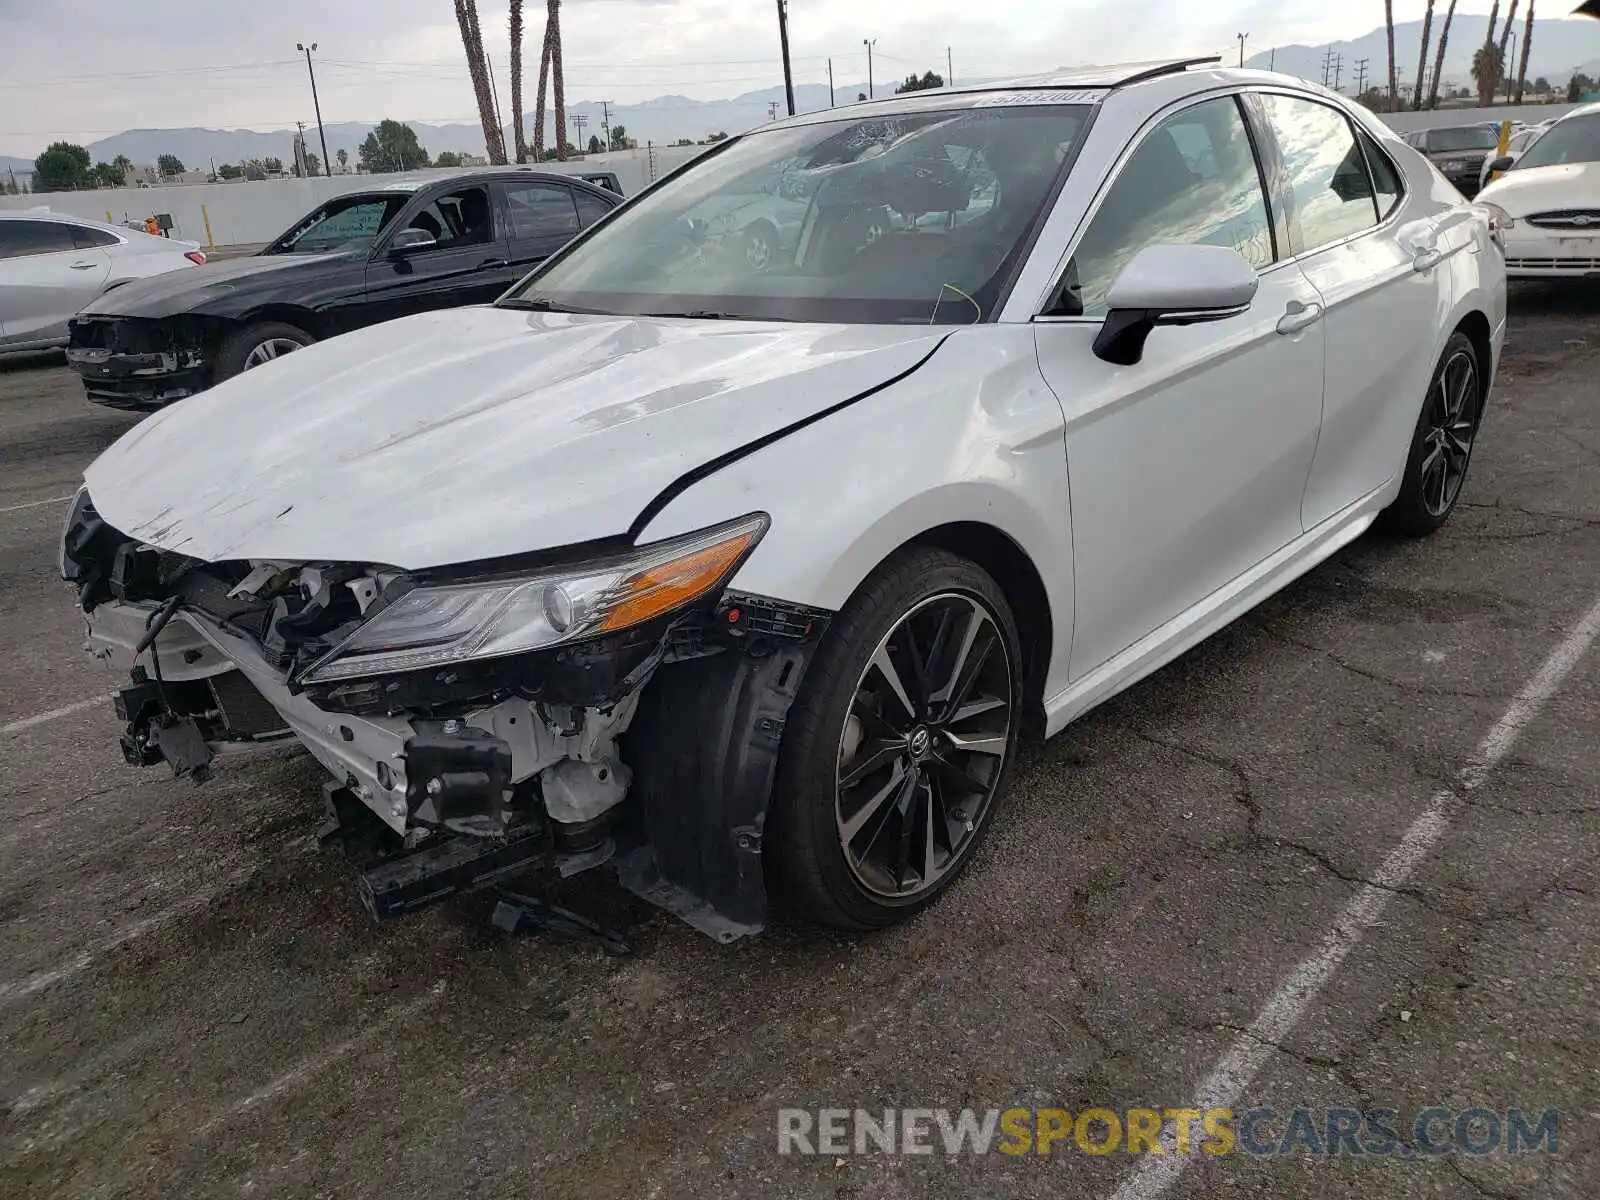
[570,111,588,151]
[600,100,612,151]
[295,42,331,177]
[1321,46,1334,87]
[295,120,308,175]
[828,58,835,106]
[1236,32,1249,68]
[1354,57,1370,96]
[776,0,795,117]
[768,100,779,120]
[947,45,954,86]
[863,38,876,98]
[1333,52,1344,92]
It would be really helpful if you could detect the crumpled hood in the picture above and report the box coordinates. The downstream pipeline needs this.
[1477,162,1600,216]
[85,306,947,569]
[77,250,359,318]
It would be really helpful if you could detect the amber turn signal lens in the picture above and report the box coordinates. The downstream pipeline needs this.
[597,530,759,632]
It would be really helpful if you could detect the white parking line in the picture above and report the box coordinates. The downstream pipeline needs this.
[0,694,113,739]
[191,981,446,1138]
[0,494,72,515]
[0,865,257,1007]
[1112,591,1600,1200]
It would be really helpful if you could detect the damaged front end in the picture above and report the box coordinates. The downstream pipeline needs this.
[61,489,828,940]
[67,315,214,410]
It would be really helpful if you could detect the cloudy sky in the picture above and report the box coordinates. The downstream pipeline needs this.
[1,0,1494,157]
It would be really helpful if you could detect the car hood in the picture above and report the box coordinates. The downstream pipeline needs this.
[84,306,948,569]
[1477,162,1600,215]
[77,250,360,318]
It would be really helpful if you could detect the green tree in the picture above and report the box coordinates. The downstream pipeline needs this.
[218,162,244,180]
[1569,73,1593,103]
[1532,76,1550,93]
[91,162,124,188]
[588,134,603,154]
[434,150,465,168]
[1472,43,1504,105]
[335,147,349,172]
[705,130,729,142]
[608,124,631,151]
[263,156,284,174]
[305,152,321,176]
[33,141,92,191]
[359,119,430,173]
[244,159,267,181]
[156,153,185,176]
[894,70,945,93]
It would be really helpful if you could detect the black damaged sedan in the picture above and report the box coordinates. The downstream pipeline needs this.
[67,169,619,410]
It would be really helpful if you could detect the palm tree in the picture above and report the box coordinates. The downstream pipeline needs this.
[454,0,507,164]
[1496,0,1520,78]
[335,148,349,172]
[1412,0,1436,110]
[1384,0,1399,106]
[531,1,566,161]
[1514,0,1535,102]
[112,154,133,185]
[1472,43,1504,105]
[510,0,528,163]
[1427,0,1458,108]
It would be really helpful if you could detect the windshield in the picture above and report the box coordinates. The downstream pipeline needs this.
[503,105,1088,324]
[1514,114,1600,170]
[1430,127,1500,152]
[263,193,410,255]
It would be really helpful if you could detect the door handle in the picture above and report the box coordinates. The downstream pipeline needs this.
[69,261,99,270]
[478,258,509,269]
[1276,300,1324,335]
[1412,247,1444,272]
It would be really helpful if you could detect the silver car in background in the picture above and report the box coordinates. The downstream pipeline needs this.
[0,211,205,356]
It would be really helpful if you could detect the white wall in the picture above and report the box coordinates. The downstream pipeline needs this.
[1376,102,1576,133]
[0,146,705,248]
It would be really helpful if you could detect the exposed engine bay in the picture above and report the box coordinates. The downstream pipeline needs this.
[60,489,829,941]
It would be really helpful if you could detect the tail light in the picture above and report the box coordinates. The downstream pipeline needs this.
[184,250,207,265]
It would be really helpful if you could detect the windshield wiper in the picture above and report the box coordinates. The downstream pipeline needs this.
[642,310,741,320]
[499,296,597,314]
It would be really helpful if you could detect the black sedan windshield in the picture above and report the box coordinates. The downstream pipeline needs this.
[1515,114,1600,170]
[263,193,410,255]
[504,105,1088,324]
[1430,127,1500,152]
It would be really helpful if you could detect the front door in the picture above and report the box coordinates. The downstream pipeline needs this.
[0,219,112,348]
[362,183,514,326]
[1031,94,1327,681]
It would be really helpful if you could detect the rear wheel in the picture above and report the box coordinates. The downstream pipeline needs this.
[1380,331,1484,536]
[768,548,1022,930]
[214,321,315,383]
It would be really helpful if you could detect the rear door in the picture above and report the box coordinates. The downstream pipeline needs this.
[0,219,112,348]
[1251,93,1450,527]
[497,179,585,276]
[361,182,512,326]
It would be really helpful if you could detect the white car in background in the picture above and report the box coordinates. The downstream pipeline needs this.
[64,61,1504,940]
[1479,102,1600,278]
[1477,122,1550,193]
[0,211,205,355]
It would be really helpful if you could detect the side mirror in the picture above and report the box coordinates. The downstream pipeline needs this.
[1093,244,1259,366]
[388,228,437,257]
[1487,155,1515,174]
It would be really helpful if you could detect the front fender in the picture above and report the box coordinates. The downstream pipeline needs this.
[636,325,1077,703]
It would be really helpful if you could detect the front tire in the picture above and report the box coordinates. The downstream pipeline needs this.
[214,321,315,384]
[768,548,1023,930]
[1380,331,1484,537]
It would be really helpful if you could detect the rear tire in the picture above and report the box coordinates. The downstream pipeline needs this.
[767,548,1023,931]
[214,321,315,383]
[1379,331,1484,537]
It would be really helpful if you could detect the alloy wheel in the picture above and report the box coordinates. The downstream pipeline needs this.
[834,592,1014,899]
[242,338,305,369]
[1419,348,1480,517]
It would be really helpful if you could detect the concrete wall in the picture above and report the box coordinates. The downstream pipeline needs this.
[0,146,704,248]
[1375,102,1576,133]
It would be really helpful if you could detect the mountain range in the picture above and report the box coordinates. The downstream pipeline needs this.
[6,15,1599,179]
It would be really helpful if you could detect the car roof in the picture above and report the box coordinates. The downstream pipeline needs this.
[369,168,616,193]
[1557,100,1600,122]
[0,209,129,234]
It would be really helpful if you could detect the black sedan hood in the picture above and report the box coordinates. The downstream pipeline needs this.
[78,250,364,319]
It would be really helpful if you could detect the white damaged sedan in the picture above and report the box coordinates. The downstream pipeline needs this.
[63,61,1505,939]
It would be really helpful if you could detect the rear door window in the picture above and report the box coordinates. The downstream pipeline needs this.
[0,220,77,258]
[70,224,122,249]
[1259,94,1381,254]
[504,183,582,240]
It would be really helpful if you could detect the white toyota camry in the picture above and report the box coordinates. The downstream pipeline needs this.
[63,61,1506,940]
[1478,101,1600,278]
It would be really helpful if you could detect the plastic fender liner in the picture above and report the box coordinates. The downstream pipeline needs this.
[622,638,817,939]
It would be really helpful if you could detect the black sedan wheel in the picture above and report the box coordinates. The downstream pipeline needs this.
[768,548,1023,930]
[1381,331,1484,536]
[215,321,315,384]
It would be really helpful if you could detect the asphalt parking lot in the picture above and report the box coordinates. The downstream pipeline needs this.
[1,288,1597,1200]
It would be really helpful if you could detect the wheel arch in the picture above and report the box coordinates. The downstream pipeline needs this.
[233,303,329,341]
[1453,309,1494,400]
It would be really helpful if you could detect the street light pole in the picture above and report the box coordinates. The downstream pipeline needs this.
[863,38,876,98]
[776,0,796,117]
[1236,32,1249,68]
[296,42,331,177]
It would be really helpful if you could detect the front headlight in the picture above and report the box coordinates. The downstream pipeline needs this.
[300,514,767,684]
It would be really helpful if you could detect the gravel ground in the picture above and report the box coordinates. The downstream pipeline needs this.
[0,285,1596,1199]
